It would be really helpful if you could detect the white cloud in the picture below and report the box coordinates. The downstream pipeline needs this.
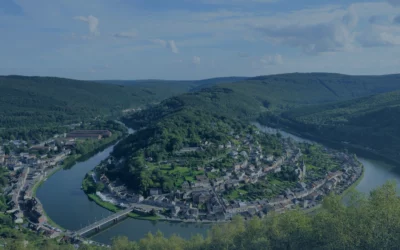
[74,15,99,36]
[387,0,400,7]
[150,39,179,53]
[260,54,283,66]
[168,40,179,53]
[114,31,137,39]
[358,24,400,47]
[151,39,168,47]
[192,56,201,65]
[342,5,358,28]
[256,7,357,55]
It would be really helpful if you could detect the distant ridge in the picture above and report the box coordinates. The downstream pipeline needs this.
[97,77,248,92]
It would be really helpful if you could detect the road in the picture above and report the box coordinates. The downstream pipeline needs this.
[16,167,30,211]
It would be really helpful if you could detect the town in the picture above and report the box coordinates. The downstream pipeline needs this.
[89,126,363,223]
[0,128,114,242]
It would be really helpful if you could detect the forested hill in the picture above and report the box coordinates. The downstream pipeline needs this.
[97,77,248,92]
[221,73,400,110]
[259,90,400,163]
[122,72,400,164]
[0,75,203,140]
[122,87,264,129]
[123,72,400,129]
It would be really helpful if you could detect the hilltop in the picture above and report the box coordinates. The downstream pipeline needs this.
[221,73,400,110]
[97,77,247,92]
[0,75,229,140]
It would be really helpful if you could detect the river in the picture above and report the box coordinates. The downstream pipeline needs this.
[36,137,210,245]
[37,124,400,244]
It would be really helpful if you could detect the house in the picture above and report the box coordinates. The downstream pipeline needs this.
[30,145,50,153]
[225,180,240,190]
[297,182,307,190]
[250,176,258,184]
[241,160,248,169]
[188,208,199,217]
[196,175,208,182]
[100,174,110,184]
[171,206,181,216]
[67,130,112,140]
[247,207,258,216]
[126,194,144,203]
[237,172,245,181]
[266,155,274,162]
[192,191,211,204]
[192,181,211,189]
[212,178,224,186]
[149,188,162,196]
[181,181,191,190]
[248,165,256,172]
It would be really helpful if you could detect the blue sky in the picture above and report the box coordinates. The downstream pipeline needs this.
[1,0,400,80]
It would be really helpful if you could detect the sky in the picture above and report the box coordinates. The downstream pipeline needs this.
[1,0,400,80]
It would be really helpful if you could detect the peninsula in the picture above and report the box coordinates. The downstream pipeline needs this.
[84,108,363,222]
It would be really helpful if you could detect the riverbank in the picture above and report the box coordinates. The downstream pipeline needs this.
[83,122,365,225]
[82,174,159,221]
[339,158,365,199]
[32,133,126,232]
[33,133,124,196]
[258,121,400,167]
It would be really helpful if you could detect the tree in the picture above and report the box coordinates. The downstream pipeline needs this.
[96,182,105,192]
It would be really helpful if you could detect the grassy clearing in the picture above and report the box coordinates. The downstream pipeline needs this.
[224,188,248,200]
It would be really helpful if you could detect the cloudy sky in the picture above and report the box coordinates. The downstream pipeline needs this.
[1,0,400,80]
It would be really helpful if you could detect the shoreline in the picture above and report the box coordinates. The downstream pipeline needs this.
[338,158,365,198]
[303,158,365,215]
[86,191,224,224]
[81,122,366,225]
[32,133,126,233]
[84,156,365,224]
[259,122,400,167]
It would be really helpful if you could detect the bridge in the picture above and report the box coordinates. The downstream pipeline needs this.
[74,206,133,236]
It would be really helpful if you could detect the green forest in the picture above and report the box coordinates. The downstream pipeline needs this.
[0,76,235,141]
[105,107,249,194]
[258,90,400,163]
[3,182,400,250]
[220,73,400,111]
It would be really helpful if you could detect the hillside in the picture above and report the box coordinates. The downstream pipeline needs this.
[0,75,205,140]
[121,87,264,129]
[121,72,400,163]
[221,73,400,110]
[98,77,247,89]
[259,90,400,162]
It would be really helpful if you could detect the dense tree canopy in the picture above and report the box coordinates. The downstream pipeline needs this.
[259,90,400,163]
[2,182,400,250]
